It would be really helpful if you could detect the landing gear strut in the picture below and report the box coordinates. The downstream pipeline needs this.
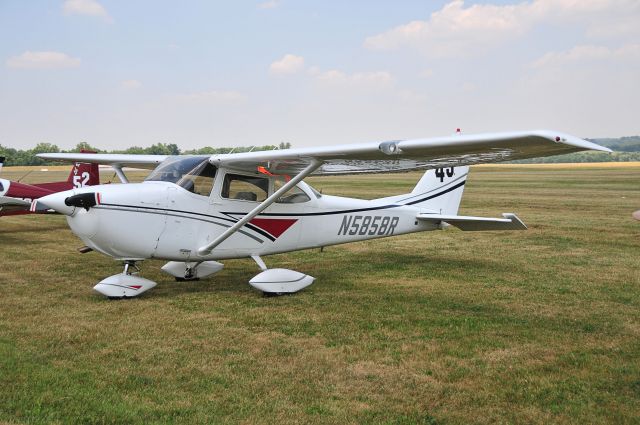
[123,260,140,276]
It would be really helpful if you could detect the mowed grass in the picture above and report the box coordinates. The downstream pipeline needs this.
[1,164,639,424]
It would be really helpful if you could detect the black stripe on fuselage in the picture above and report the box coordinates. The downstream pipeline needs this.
[405,180,466,205]
[99,202,277,241]
[95,204,269,242]
[396,172,468,203]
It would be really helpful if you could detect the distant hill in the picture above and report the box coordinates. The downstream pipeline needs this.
[511,135,640,163]
[588,136,640,152]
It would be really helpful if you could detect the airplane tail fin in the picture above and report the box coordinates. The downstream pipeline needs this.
[397,166,470,215]
[66,150,100,188]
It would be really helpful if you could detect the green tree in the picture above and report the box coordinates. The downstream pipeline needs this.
[70,142,101,153]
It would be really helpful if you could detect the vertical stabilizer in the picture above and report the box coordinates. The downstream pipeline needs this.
[66,150,100,188]
[66,161,100,188]
[399,166,470,215]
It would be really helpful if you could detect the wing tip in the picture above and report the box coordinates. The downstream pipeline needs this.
[533,130,612,153]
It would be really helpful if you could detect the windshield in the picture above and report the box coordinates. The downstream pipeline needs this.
[145,156,217,195]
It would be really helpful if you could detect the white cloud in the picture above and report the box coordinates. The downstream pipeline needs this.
[6,51,81,69]
[121,79,142,89]
[63,0,112,23]
[269,54,305,75]
[364,0,640,57]
[257,1,279,10]
[365,1,530,56]
[533,44,640,67]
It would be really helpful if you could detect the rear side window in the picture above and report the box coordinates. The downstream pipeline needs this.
[274,176,310,204]
[221,174,268,202]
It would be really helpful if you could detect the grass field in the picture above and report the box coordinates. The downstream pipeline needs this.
[1,164,639,424]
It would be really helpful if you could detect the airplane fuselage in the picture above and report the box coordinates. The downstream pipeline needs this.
[64,181,438,262]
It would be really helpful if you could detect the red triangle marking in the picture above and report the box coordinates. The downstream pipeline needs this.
[128,285,142,290]
[249,218,298,238]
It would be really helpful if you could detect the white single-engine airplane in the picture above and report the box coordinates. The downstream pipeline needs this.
[34,130,609,299]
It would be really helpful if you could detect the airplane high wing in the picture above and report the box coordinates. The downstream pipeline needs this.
[38,130,609,177]
[35,153,168,170]
[208,130,610,175]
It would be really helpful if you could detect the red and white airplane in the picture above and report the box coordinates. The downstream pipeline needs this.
[0,153,100,216]
[34,130,610,299]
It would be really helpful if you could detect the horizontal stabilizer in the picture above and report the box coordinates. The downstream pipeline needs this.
[417,212,527,231]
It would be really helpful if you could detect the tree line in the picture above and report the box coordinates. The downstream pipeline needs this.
[0,142,292,166]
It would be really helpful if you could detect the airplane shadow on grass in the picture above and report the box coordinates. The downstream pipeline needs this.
[139,250,506,300]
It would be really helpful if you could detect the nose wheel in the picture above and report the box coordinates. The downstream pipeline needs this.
[93,260,157,299]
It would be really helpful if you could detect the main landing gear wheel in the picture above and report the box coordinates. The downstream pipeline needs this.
[93,260,158,299]
[248,256,315,296]
[175,276,200,282]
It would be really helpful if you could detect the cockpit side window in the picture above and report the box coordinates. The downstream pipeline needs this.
[221,174,268,202]
[177,162,217,196]
[145,157,207,183]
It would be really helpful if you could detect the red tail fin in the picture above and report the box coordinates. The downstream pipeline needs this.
[66,150,100,188]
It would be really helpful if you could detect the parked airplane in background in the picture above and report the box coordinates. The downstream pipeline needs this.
[0,152,100,216]
[34,130,610,299]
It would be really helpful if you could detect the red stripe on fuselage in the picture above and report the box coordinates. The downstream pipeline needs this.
[249,218,298,238]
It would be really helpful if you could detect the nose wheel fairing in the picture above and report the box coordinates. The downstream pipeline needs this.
[93,261,157,299]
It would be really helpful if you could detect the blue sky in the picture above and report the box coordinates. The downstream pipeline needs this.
[1,0,639,150]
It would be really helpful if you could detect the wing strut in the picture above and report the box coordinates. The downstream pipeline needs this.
[197,160,322,256]
[112,165,129,184]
